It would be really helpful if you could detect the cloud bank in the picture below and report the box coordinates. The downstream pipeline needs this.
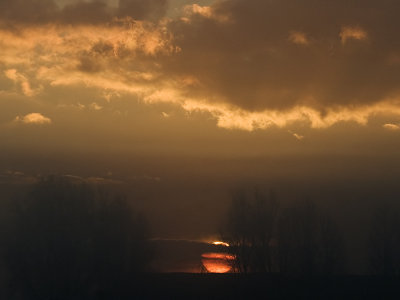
[2,0,400,130]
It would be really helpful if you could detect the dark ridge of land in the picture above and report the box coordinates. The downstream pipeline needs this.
[96,273,400,299]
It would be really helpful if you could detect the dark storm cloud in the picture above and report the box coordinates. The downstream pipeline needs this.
[0,0,167,26]
[60,1,113,24]
[118,0,168,21]
[0,0,58,24]
[165,0,400,111]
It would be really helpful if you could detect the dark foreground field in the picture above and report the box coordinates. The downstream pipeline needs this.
[95,273,400,299]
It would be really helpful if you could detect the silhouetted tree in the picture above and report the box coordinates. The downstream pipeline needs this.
[251,190,279,272]
[222,189,278,273]
[3,176,153,299]
[224,194,345,275]
[368,204,400,276]
[222,192,252,273]
[277,200,319,275]
[319,212,345,275]
[277,200,344,276]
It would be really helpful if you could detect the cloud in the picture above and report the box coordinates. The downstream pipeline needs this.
[118,0,168,21]
[4,69,39,96]
[293,133,304,140]
[90,102,103,111]
[0,169,38,184]
[15,113,52,125]
[288,31,309,45]
[59,1,113,25]
[2,0,400,131]
[288,130,305,140]
[180,99,400,131]
[0,18,177,102]
[165,0,400,112]
[183,4,230,23]
[383,123,400,130]
[0,0,168,26]
[340,26,368,44]
[130,175,161,182]
[0,0,57,25]
[185,4,213,18]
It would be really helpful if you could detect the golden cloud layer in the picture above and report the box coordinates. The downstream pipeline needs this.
[1,0,400,131]
[182,99,400,131]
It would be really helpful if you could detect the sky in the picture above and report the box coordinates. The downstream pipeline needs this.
[1,0,400,255]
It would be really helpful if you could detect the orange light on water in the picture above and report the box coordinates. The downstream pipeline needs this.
[201,252,234,273]
[202,260,232,273]
[202,253,235,260]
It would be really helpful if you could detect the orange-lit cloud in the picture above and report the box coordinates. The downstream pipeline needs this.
[340,26,368,44]
[183,4,230,23]
[1,0,400,132]
[383,123,400,130]
[288,31,309,45]
[15,113,52,125]
[4,69,39,97]
[181,99,400,131]
[289,130,305,140]
[90,103,103,111]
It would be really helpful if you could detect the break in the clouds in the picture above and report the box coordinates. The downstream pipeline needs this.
[2,0,400,130]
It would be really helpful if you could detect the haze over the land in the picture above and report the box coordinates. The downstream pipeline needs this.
[1,0,400,256]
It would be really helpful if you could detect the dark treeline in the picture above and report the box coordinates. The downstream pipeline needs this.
[0,176,153,299]
[221,189,400,277]
[0,177,399,298]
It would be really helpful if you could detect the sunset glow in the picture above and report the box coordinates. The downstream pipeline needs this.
[201,252,234,273]
[1,0,400,283]
[212,241,230,247]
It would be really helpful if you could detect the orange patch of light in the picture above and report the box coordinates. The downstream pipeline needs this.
[201,252,234,273]
[212,241,230,247]
[202,253,235,260]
